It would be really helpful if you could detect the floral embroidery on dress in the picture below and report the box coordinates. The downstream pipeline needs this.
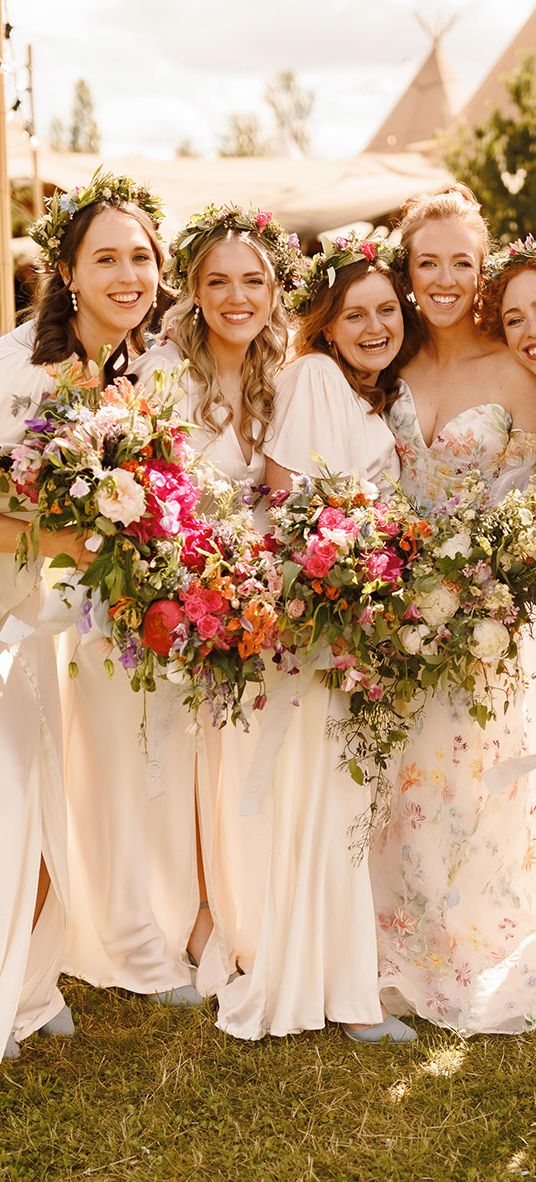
[372,383,536,1035]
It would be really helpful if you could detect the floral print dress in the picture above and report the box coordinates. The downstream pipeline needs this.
[370,381,536,1034]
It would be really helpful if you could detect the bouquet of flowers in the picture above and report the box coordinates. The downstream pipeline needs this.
[270,465,536,799]
[108,477,281,728]
[3,357,198,602]
[2,359,280,726]
[269,464,433,786]
[394,471,536,725]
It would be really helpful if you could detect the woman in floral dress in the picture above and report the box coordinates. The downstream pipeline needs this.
[370,188,536,1034]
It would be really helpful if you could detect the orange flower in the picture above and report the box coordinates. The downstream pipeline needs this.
[324,585,340,600]
[50,500,63,515]
[108,595,134,619]
[311,580,324,594]
[400,762,423,794]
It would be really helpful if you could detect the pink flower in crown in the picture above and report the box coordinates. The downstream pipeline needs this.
[335,236,348,249]
[368,684,383,701]
[288,233,300,250]
[255,211,272,231]
[298,536,338,578]
[363,548,404,584]
[360,241,376,262]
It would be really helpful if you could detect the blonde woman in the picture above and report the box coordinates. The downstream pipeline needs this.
[67,206,292,998]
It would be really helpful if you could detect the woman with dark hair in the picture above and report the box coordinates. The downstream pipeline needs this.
[370,188,536,1035]
[0,170,163,1059]
[216,236,420,1043]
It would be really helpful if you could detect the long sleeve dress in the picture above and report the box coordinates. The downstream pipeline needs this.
[216,352,401,1039]
[0,321,69,1055]
[370,381,536,1035]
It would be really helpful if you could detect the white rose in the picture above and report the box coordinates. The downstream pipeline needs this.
[438,531,472,560]
[398,624,432,655]
[96,468,146,525]
[417,584,460,626]
[468,619,511,663]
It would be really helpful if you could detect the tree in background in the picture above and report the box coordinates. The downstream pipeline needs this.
[218,71,314,158]
[440,55,536,241]
[219,114,270,158]
[264,71,314,156]
[48,79,101,154]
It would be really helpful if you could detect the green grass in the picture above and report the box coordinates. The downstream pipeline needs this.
[1,978,535,1182]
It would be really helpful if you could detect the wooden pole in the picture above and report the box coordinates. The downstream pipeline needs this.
[0,0,15,333]
[27,44,43,218]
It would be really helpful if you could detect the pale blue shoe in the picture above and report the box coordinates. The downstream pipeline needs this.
[149,985,202,1008]
[3,1033,20,1060]
[38,1004,75,1038]
[343,1015,417,1043]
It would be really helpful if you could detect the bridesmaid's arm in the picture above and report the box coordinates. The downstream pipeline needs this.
[264,456,296,492]
[0,514,91,569]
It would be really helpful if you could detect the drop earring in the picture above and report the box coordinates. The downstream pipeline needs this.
[193,304,200,322]
[152,291,158,309]
[71,289,78,313]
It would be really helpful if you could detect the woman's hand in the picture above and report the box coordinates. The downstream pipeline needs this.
[39,526,93,572]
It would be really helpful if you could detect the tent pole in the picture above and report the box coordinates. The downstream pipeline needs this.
[0,0,15,333]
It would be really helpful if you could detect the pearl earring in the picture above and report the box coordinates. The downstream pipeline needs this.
[193,304,200,322]
[71,289,78,313]
[152,293,158,309]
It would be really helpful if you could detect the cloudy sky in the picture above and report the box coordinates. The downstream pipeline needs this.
[8,0,536,159]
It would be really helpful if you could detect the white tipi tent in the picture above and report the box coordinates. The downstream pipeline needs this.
[365,20,461,153]
[459,6,536,125]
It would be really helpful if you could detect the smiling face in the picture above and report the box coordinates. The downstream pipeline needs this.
[67,208,159,348]
[408,218,481,330]
[501,268,536,375]
[195,236,273,355]
[325,271,404,379]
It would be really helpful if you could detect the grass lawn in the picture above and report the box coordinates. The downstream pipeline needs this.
[1,978,535,1182]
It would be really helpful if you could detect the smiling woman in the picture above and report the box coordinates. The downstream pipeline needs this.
[369,186,536,1036]
[0,171,166,1061]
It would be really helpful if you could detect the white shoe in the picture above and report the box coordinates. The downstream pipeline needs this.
[343,1015,417,1043]
[38,1004,75,1038]
[3,1033,20,1060]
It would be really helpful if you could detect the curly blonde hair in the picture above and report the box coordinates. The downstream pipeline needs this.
[162,227,288,451]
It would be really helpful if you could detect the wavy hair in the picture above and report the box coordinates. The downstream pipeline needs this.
[162,226,288,450]
[31,200,168,367]
[480,257,536,341]
[292,257,424,413]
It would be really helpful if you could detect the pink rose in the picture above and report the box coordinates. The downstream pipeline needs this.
[287,598,306,619]
[360,241,376,262]
[364,548,404,585]
[255,211,272,230]
[317,507,346,533]
[299,537,338,579]
[197,614,221,640]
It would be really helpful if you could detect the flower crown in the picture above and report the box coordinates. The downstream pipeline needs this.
[483,234,536,282]
[288,232,399,314]
[168,204,303,301]
[30,167,164,267]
